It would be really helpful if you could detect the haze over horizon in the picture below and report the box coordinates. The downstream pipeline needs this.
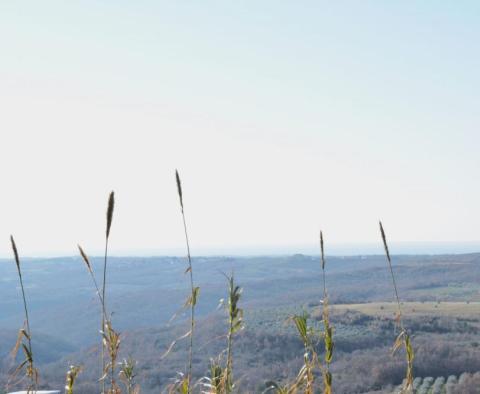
[1,2,479,257]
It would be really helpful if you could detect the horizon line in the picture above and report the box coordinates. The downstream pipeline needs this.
[0,240,479,260]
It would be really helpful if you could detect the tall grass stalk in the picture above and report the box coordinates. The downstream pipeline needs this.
[176,170,198,393]
[319,231,333,394]
[278,232,334,394]
[10,235,38,393]
[65,365,82,394]
[201,274,243,394]
[379,221,414,393]
[101,191,115,394]
[78,245,107,320]
[224,273,243,393]
[119,357,139,394]
[79,245,121,394]
[320,232,326,301]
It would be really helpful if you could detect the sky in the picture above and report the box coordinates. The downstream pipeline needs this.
[0,1,479,257]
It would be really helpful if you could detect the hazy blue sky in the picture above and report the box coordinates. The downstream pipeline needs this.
[0,2,479,256]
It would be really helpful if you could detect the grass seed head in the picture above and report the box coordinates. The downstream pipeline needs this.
[379,221,391,262]
[78,245,92,273]
[320,231,325,270]
[175,169,183,209]
[10,235,20,272]
[106,191,115,239]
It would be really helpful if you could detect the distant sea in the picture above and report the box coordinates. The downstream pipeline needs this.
[191,242,480,256]
[96,242,480,257]
[1,242,479,259]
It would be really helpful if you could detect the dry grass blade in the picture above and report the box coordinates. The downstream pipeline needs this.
[78,243,122,394]
[161,330,192,360]
[9,235,38,392]
[78,245,107,320]
[379,221,414,393]
[10,328,27,359]
[379,221,403,326]
[175,170,197,394]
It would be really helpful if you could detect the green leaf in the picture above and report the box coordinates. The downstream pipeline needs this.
[405,333,414,363]
[184,286,200,307]
[292,314,309,344]
[324,324,334,363]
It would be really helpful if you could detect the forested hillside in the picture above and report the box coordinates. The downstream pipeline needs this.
[1,253,480,392]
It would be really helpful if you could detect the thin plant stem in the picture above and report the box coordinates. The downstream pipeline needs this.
[101,238,109,394]
[102,240,109,313]
[13,243,33,357]
[226,325,233,392]
[379,221,404,330]
[224,273,243,393]
[11,235,37,391]
[319,231,333,394]
[79,245,121,393]
[320,231,326,300]
[101,191,115,394]
[78,246,108,322]
[379,221,414,393]
[183,209,195,390]
[176,170,195,393]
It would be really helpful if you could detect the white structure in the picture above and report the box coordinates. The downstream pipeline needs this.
[8,391,60,394]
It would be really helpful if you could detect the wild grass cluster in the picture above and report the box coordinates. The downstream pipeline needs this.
[5,171,417,394]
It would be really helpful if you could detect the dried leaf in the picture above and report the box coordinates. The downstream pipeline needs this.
[161,330,192,359]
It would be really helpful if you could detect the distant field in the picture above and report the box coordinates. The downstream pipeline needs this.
[333,301,480,317]
[407,283,480,301]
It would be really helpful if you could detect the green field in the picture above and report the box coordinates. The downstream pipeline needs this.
[333,301,480,318]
